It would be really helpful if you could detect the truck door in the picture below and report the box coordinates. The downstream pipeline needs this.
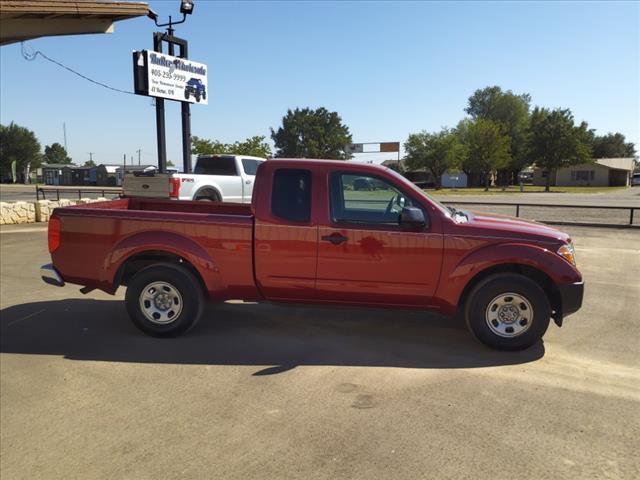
[315,171,443,306]
[254,167,319,300]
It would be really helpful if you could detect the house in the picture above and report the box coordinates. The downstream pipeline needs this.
[533,158,635,187]
[441,172,468,188]
[41,164,70,185]
[96,165,119,186]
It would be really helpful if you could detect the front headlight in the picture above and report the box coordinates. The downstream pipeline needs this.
[557,243,576,266]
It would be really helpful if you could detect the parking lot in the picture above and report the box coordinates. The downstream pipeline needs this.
[1,222,639,479]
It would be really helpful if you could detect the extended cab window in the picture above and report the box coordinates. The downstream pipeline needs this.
[241,159,261,176]
[330,172,418,225]
[194,156,238,176]
[272,169,312,223]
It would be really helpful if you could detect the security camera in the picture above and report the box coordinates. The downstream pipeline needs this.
[147,8,159,21]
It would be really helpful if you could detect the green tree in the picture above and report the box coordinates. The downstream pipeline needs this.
[271,107,352,159]
[526,108,592,191]
[43,142,72,164]
[0,122,41,183]
[591,133,636,158]
[404,128,464,189]
[83,159,96,167]
[167,159,175,167]
[456,118,511,190]
[466,86,531,184]
[191,135,271,158]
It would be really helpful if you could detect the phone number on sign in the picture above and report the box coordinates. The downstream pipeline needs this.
[150,69,187,82]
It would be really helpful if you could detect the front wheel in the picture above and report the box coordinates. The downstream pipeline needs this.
[465,273,550,350]
[125,263,204,337]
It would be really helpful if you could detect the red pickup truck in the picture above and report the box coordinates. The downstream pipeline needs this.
[41,159,583,350]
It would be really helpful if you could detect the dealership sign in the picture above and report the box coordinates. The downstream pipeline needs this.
[132,50,208,105]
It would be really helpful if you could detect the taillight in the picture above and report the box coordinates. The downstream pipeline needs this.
[170,177,180,198]
[48,217,61,253]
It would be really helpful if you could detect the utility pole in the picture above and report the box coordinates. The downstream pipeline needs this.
[63,122,68,152]
[123,154,126,167]
[136,149,141,166]
[88,152,94,164]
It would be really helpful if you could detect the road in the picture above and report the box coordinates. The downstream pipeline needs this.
[434,187,640,226]
[1,224,639,479]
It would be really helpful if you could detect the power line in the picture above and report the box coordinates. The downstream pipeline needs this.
[21,42,134,96]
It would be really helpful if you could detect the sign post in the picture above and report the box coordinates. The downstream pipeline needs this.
[346,142,401,166]
[133,33,207,174]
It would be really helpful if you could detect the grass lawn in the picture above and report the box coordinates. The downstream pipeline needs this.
[427,185,629,195]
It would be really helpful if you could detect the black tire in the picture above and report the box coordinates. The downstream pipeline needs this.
[125,263,204,337]
[202,91,206,100]
[184,90,190,100]
[194,189,221,202]
[464,273,550,350]
[195,92,201,102]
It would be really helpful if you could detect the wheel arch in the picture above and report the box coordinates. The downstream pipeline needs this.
[455,263,561,323]
[114,250,207,293]
[107,231,224,295]
[193,184,222,201]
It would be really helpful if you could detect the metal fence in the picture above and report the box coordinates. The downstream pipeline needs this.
[36,186,122,201]
[442,201,638,227]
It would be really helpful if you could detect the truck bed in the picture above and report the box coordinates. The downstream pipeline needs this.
[72,197,254,216]
[50,198,259,300]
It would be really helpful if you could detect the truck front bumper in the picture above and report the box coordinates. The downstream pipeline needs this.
[41,263,65,287]
[557,281,584,322]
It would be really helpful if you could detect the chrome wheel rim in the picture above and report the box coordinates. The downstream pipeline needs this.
[485,292,533,338]
[139,281,183,325]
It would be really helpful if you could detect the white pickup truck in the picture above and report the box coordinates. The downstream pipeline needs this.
[173,155,266,202]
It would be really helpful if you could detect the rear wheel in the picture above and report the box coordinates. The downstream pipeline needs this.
[125,263,203,337]
[194,189,221,202]
[464,273,550,350]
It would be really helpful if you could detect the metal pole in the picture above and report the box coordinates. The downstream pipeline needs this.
[154,32,167,174]
[631,208,634,226]
[180,40,192,174]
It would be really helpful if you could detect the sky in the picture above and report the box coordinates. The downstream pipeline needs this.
[1,0,638,168]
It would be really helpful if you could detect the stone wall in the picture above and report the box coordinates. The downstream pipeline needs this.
[0,202,36,225]
[1,198,109,224]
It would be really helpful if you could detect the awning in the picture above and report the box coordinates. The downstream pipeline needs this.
[0,0,149,45]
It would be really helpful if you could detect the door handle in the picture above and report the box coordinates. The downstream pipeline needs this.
[321,233,348,245]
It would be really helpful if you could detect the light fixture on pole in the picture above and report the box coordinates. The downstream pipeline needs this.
[148,1,195,35]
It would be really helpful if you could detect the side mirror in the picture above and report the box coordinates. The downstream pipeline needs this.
[399,206,427,229]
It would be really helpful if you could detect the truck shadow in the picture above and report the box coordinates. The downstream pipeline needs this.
[0,299,544,373]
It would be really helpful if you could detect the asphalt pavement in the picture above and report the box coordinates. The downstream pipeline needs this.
[1,223,639,479]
